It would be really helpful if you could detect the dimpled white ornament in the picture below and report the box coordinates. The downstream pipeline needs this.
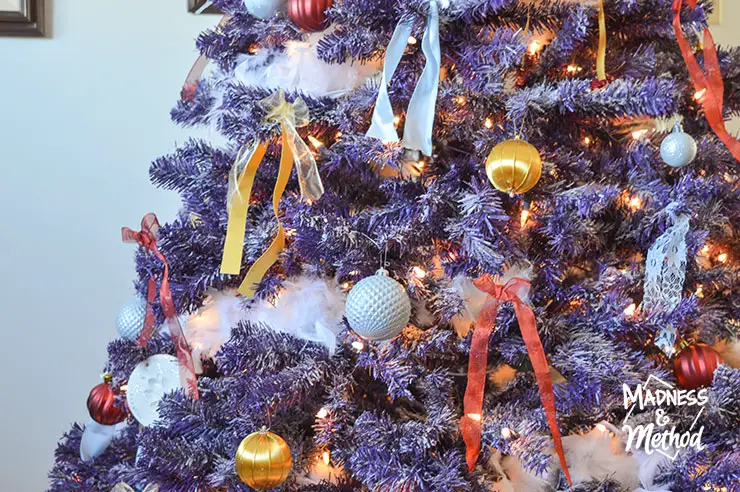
[660,123,697,168]
[244,0,286,18]
[116,298,147,340]
[345,269,411,341]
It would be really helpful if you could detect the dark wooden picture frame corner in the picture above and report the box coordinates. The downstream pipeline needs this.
[0,0,46,37]
[188,0,222,14]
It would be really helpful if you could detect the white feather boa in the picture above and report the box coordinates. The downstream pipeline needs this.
[183,277,346,356]
[487,425,674,491]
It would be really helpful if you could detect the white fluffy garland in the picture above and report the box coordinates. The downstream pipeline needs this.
[182,276,346,356]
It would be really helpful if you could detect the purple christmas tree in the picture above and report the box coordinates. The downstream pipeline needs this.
[50,0,740,491]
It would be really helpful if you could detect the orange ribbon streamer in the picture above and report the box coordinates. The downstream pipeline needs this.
[122,214,200,399]
[672,0,740,162]
[459,275,571,484]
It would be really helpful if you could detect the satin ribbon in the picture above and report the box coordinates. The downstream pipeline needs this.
[596,0,607,81]
[122,214,200,400]
[672,0,740,162]
[220,90,324,298]
[366,1,440,156]
[459,275,571,484]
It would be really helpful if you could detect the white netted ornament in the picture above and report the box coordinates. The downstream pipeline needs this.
[642,205,689,355]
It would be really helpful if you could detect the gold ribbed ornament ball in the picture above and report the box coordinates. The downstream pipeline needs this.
[485,139,543,195]
[235,429,293,490]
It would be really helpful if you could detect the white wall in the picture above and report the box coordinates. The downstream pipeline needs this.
[711,0,740,132]
[0,2,214,490]
[710,0,737,43]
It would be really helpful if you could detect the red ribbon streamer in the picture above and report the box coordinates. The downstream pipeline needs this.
[122,214,200,400]
[672,0,740,163]
[459,275,571,484]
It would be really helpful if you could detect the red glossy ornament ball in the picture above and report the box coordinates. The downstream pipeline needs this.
[673,343,724,390]
[288,0,333,32]
[87,374,128,425]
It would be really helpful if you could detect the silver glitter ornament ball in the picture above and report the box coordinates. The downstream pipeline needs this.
[345,269,411,341]
[660,124,697,168]
[116,297,147,341]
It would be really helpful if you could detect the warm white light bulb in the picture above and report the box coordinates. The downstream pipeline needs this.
[307,136,323,150]
[627,196,642,211]
[520,209,530,228]
[528,40,542,55]
[695,284,704,298]
[624,303,637,317]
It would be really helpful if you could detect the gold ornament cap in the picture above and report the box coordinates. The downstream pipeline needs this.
[235,429,293,490]
[485,139,543,195]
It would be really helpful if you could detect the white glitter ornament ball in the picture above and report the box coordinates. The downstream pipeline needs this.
[660,124,697,168]
[345,269,411,341]
[116,298,147,341]
[126,354,180,427]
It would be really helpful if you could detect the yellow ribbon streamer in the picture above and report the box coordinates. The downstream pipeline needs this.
[596,0,607,81]
[221,141,267,276]
[220,90,324,298]
[238,124,292,297]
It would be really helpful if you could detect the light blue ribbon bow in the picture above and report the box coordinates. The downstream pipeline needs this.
[366,1,441,156]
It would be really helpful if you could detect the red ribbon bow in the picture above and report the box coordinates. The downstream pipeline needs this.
[673,0,740,163]
[459,275,571,484]
[122,214,200,400]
